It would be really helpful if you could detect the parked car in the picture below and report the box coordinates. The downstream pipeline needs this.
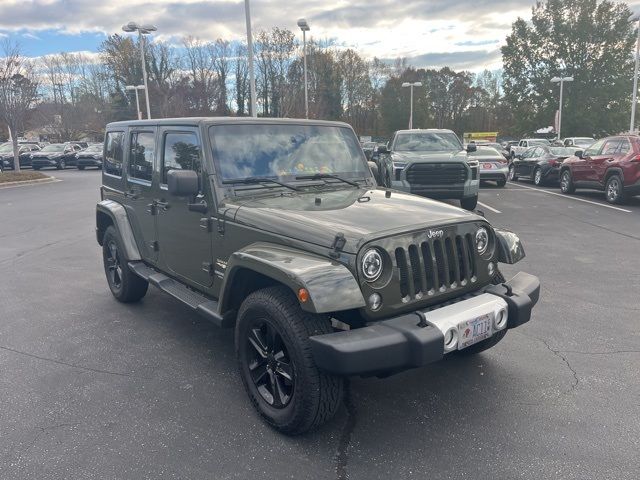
[76,144,103,170]
[361,141,377,160]
[379,129,480,210]
[0,143,41,170]
[469,146,508,187]
[475,142,509,160]
[509,145,576,186]
[509,138,551,160]
[563,137,595,149]
[96,117,540,434]
[560,135,640,204]
[31,143,83,170]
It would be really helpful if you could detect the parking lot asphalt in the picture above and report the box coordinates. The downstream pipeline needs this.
[1,170,639,480]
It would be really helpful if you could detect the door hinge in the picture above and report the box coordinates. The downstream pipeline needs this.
[202,262,214,275]
[200,217,213,232]
[150,241,159,252]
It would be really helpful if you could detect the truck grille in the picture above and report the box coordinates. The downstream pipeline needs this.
[394,233,477,299]
[405,163,467,185]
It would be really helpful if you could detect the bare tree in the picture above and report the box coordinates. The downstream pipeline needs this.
[210,39,231,114]
[0,41,39,173]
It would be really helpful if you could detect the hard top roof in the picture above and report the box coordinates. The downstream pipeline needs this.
[106,116,352,129]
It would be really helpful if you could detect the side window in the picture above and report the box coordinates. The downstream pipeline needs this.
[618,140,631,154]
[584,139,605,157]
[601,139,621,156]
[162,132,202,184]
[104,131,124,177]
[128,132,155,182]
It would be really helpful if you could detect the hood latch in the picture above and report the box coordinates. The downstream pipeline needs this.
[330,232,346,258]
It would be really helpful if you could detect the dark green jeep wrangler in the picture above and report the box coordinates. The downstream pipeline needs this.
[96,118,540,434]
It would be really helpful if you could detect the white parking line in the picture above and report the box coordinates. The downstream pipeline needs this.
[477,201,502,214]
[507,183,632,213]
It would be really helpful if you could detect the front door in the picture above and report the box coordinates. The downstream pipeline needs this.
[573,139,604,182]
[155,127,213,288]
[125,128,158,263]
[589,138,621,183]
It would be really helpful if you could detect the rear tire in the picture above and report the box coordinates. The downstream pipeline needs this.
[102,226,148,303]
[533,167,543,186]
[236,286,343,435]
[605,174,625,204]
[57,160,66,170]
[33,166,40,171]
[560,169,575,194]
[496,178,506,188]
[460,195,478,211]
[508,164,518,181]
[78,165,85,170]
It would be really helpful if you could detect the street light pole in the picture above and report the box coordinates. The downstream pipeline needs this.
[126,85,145,120]
[551,76,573,140]
[630,16,640,133]
[122,22,157,119]
[297,19,310,119]
[245,0,257,117]
[401,81,422,129]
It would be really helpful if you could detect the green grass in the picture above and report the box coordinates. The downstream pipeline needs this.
[0,171,50,184]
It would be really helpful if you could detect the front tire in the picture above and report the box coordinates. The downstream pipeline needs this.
[560,169,575,194]
[496,178,507,188]
[78,165,85,170]
[236,286,343,435]
[102,226,148,302]
[533,167,543,186]
[508,164,518,181]
[57,160,66,170]
[605,175,625,204]
[460,195,478,211]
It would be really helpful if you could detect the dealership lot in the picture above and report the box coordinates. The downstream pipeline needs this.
[0,170,638,479]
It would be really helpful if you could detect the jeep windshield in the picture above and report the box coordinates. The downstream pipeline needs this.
[209,124,368,187]
[393,132,462,152]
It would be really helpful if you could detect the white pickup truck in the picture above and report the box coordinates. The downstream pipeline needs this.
[509,138,551,160]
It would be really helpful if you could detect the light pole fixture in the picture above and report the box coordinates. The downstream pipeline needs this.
[550,76,574,140]
[244,0,257,117]
[122,21,156,119]
[630,16,640,133]
[125,85,145,120]
[401,81,422,129]
[297,18,310,119]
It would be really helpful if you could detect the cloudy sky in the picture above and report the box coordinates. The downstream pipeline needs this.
[0,0,538,71]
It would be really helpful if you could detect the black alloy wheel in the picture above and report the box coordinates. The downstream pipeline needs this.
[245,319,295,408]
[105,239,123,292]
[508,164,517,181]
[533,168,543,186]
[560,169,575,194]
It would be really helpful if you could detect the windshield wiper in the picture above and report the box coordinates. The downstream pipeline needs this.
[295,173,360,187]
[222,176,300,192]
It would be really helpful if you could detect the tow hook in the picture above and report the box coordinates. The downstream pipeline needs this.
[415,311,428,328]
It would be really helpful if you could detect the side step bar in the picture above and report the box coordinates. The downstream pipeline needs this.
[128,261,234,328]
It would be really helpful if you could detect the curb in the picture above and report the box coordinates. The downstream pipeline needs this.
[0,176,58,189]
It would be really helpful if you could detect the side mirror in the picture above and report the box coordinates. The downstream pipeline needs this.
[575,150,583,159]
[168,169,199,196]
[466,143,477,153]
[377,145,389,154]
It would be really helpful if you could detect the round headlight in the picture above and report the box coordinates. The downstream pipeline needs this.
[361,248,383,282]
[476,227,489,255]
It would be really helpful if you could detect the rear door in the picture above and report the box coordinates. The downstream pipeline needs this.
[155,127,213,288]
[125,128,159,263]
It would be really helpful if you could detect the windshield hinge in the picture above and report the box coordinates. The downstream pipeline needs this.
[330,232,346,258]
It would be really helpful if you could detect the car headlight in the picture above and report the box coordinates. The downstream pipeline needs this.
[392,161,407,169]
[476,227,489,255]
[361,248,383,282]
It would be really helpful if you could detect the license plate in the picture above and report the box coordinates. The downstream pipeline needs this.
[458,314,492,349]
[482,163,493,169]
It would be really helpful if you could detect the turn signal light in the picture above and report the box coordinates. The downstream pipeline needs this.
[297,288,309,303]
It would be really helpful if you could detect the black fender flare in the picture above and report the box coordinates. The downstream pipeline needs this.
[96,200,141,261]
[604,167,624,182]
[219,242,366,314]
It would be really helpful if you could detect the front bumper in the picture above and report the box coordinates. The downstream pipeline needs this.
[310,272,540,376]
[31,158,59,167]
[77,158,102,167]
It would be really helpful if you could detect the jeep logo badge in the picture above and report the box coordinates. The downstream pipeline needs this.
[427,229,444,239]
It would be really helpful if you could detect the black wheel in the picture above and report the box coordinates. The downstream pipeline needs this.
[78,165,85,170]
[533,167,543,186]
[102,226,148,302]
[236,286,343,435]
[605,175,625,204]
[57,160,66,170]
[508,164,518,181]
[457,268,507,356]
[33,166,40,171]
[560,169,575,194]
[460,195,478,211]
[496,178,507,188]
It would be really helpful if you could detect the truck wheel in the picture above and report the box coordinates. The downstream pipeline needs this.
[236,286,343,435]
[102,226,148,302]
[460,195,478,211]
[560,170,575,194]
[605,175,625,204]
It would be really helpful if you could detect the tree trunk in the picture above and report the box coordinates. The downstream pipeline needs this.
[10,126,20,173]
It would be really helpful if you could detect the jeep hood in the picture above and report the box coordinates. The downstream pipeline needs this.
[230,188,479,254]
[391,150,468,163]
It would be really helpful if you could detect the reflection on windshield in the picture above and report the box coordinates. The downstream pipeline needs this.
[394,132,462,152]
[42,145,65,152]
[0,145,13,153]
[209,124,368,181]
[550,147,576,156]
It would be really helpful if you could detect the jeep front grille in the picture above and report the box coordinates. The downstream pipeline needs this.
[405,163,467,185]
[394,233,476,299]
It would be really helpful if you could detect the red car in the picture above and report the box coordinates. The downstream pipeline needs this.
[559,135,640,204]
